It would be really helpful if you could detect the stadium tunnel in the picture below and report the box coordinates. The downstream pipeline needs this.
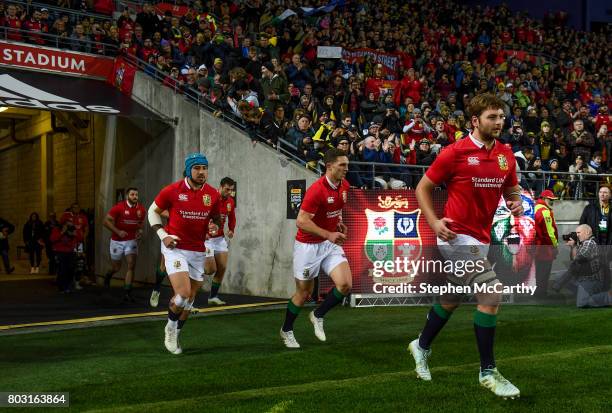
[0,66,286,329]
[0,67,180,326]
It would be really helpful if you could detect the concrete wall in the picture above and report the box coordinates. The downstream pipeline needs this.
[93,115,175,282]
[132,72,318,298]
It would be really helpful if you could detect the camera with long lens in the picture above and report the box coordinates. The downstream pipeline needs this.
[562,232,578,243]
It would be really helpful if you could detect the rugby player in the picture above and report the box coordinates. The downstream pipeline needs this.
[410,94,523,399]
[280,148,352,348]
[204,177,237,306]
[148,153,221,354]
[103,188,145,302]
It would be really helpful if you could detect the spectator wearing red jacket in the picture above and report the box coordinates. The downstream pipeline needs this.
[23,9,47,45]
[50,223,83,293]
[394,68,424,106]
[2,4,23,42]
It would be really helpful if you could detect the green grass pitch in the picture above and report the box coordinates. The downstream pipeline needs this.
[2,305,611,412]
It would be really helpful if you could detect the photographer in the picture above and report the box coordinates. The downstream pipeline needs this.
[50,222,83,293]
[0,217,15,274]
[553,225,610,307]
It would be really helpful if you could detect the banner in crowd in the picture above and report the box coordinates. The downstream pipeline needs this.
[0,41,114,80]
[319,189,536,296]
[108,57,137,96]
[505,49,537,63]
[364,78,399,98]
[341,48,402,79]
[154,3,191,17]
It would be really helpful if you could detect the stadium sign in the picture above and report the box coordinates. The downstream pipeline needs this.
[0,41,114,80]
[325,188,537,297]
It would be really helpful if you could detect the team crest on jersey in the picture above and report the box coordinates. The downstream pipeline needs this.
[226,203,232,212]
[203,194,211,206]
[342,191,347,203]
[497,154,508,171]
[365,209,422,279]
[174,260,182,269]
[137,210,142,218]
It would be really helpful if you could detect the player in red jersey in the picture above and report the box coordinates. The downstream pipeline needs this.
[148,153,221,355]
[280,149,352,348]
[102,188,146,302]
[409,94,523,399]
[204,177,237,306]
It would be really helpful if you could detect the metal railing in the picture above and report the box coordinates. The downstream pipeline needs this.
[349,161,612,198]
[118,52,307,166]
[0,28,120,56]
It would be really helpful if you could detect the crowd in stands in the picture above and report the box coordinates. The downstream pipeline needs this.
[1,0,611,196]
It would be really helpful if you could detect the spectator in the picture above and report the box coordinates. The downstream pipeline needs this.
[136,3,159,37]
[23,212,45,275]
[44,212,59,275]
[589,152,605,175]
[286,113,315,149]
[24,9,47,45]
[415,139,436,166]
[568,156,596,199]
[50,222,82,293]
[502,120,524,153]
[2,4,24,42]
[260,105,289,147]
[0,217,15,274]
[545,158,566,198]
[286,54,313,90]
[568,119,594,162]
[70,23,91,53]
[538,121,556,167]
[260,61,288,112]
[360,92,383,124]
[579,185,612,247]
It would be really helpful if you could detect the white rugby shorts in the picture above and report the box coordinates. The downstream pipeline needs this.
[293,240,348,280]
[437,234,497,287]
[205,236,229,255]
[436,234,489,262]
[110,239,138,261]
[161,242,205,282]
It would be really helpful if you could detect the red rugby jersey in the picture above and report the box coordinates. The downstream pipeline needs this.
[296,176,350,244]
[155,178,220,252]
[107,201,146,241]
[425,134,518,243]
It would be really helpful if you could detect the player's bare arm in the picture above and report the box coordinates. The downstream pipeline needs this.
[416,175,456,241]
[103,215,127,239]
[148,201,179,248]
[296,209,346,245]
[503,185,524,216]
